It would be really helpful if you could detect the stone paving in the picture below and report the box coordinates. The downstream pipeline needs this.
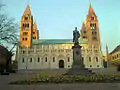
[0,73,120,90]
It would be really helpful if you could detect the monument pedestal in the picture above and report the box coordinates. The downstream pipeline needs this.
[65,45,93,75]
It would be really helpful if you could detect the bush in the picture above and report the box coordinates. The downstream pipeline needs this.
[9,74,120,85]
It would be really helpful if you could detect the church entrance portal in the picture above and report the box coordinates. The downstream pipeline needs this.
[59,60,64,68]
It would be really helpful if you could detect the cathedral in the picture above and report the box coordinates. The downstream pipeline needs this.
[16,4,104,70]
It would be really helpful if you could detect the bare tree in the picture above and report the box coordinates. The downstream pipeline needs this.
[0,3,19,73]
[0,3,19,52]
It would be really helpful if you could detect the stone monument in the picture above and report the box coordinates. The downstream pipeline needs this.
[65,27,92,75]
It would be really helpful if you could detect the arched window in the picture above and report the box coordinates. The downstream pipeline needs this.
[30,58,32,62]
[25,38,27,41]
[22,58,24,63]
[25,17,28,20]
[95,23,96,27]
[83,31,86,33]
[90,23,92,27]
[90,65,92,67]
[23,50,25,54]
[53,57,55,62]
[92,32,94,34]
[95,32,97,35]
[96,57,98,62]
[22,24,24,27]
[91,17,94,20]
[93,37,97,40]
[82,57,84,61]
[89,57,91,61]
[38,57,40,62]
[45,57,47,62]
[27,24,29,27]
[68,57,70,62]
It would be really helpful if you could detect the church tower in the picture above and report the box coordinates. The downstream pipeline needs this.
[86,4,101,49]
[80,21,87,39]
[20,4,33,48]
[33,20,39,40]
[106,45,109,61]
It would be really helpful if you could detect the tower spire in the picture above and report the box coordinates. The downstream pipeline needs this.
[28,0,30,6]
[33,20,37,29]
[81,20,86,30]
[88,1,96,16]
[23,2,31,15]
[106,44,109,61]
[89,0,91,5]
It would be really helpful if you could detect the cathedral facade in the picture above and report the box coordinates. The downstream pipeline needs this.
[16,4,104,70]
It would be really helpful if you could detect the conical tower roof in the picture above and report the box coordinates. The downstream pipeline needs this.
[88,4,96,16]
[23,4,31,15]
[81,21,86,30]
[33,20,37,29]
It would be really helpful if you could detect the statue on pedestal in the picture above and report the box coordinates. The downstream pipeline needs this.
[65,27,92,75]
[73,27,80,46]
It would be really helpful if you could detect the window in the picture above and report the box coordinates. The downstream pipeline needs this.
[45,57,47,62]
[27,24,29,28]
[22,58,24,63]
[97,65,99,67]
[90,65,92,67]
[91,17,94,20]
[33,32,35,34]
[25,38,27,41]
[30,58,32,62]
[23,32,28,35]
[90,23,92,27]
[117,54,119,58]
[23,51,25,54]
[68,57,70,62]
[92,32,94,34]
[83,31,86,33]
[22,38,24,41]
[112,56,114,59]
[89,57,91,62]
[22,24,24,27]
[25,17,28,20]
[82,57,84,61]
[33,37,36,39]
[95,32,97,35]
[93,37,97,40]
[53,57,55,62]
[96,57,98,62]
[38,57,40,62]
[68,65,70,68]
[95,23,96,27]
[83,36,86,38]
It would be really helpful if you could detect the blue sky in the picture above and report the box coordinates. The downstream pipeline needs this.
[1,0,120,54]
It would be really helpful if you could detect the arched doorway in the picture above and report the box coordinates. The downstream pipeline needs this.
[59,60,64,68]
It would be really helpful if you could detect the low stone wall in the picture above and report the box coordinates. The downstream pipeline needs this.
[17,69,70,74]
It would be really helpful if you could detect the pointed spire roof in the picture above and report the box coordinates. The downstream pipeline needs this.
[23,4,31,15]
[81,20,86,30]
[106,44,109,54]
[106,44,108,49]
[33,20,37,29]
[88,4,96,16]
